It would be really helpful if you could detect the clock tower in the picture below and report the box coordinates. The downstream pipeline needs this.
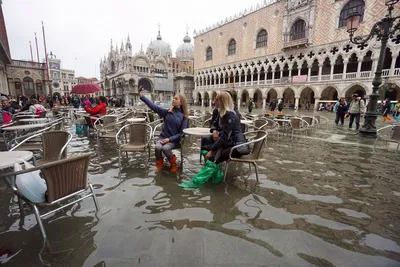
[48,53,77,96]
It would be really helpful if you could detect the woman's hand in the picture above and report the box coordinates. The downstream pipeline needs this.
[138,86,143,98]
[205,150,214,159]
[212,130,219,141]
[160,138,170,145]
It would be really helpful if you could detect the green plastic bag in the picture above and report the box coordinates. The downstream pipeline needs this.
[179,160,222,188]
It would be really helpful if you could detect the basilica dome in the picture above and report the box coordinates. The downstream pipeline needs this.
[146,31,172,58]
[176,32,194,61]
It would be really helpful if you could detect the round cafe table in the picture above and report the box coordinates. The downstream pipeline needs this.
[183,127,213,136]
[240,119,253,125]
[127,118,146,123]
[18,118,48,124]
[0,151,34,169]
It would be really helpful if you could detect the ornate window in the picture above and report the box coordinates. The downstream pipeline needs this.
[23,77,34,90]
[290,20,306,41]
[339,0,365,28]
[228,39,236,55]
[206,47,213,61]
[256,29,268,48]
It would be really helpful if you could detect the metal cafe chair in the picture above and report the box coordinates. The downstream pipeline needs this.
[115,123,153,171]
[0,153,99,241]
[374,124,400,154]
[223,130,268,184]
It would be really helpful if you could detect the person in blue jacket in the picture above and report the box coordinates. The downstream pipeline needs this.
[205,92,250,164]
[333,97,348,125]
[139,88,188,173]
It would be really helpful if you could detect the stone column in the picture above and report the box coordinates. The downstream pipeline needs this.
[288,67,292,80]
[272,71,275,84]
[257,72,260,85]
[295,97,299,110]
[244,74,247,86]
[298,68,301,76]
[356,60,362,78]
[262,97,266,110]
[390,56,397,76]
[250,70,254,85]
[238,75,241,86]
[307,64,312,81]
[342,59,348,80]
[237,98,241,110]
[280,70,283,81]
[209,98,212,108]
[330,64,334,80]
[318,64,323,81]
[201,98,204,107]
[314,97,320,111]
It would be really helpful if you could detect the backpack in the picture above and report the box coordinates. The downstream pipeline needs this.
[2,111,12,123]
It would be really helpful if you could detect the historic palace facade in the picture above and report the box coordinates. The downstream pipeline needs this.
[193,0,400,109]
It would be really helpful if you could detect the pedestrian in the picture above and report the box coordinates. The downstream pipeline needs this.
[382,98,393,122]
[277,100,284,115]
[348,94,365,131]
[333,98,347,126]
[248,99,253,113]
[269,99,277,115]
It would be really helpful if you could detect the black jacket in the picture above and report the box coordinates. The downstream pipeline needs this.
[211,111,246,152]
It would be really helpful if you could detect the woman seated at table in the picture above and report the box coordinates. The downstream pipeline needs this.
[205,92,250,164]
[139,87,188,173]
[84,96,107,117]
[201,91,241,151]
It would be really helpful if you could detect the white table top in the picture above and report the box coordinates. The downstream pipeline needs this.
[0,151,33,169]
[240,120,253,125]
[183,127,213,136]
[274,118,291,122]
[19,118,48,123]
[15,114,36,118]
[127,118,146,123]
[2,123,50,131]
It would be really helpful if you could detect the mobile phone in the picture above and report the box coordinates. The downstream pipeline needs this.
[138,85,143,92]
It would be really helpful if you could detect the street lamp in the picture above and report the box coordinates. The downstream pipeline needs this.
[346,0,400,137]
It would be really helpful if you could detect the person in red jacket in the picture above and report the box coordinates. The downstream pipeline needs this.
[84,96,107,116]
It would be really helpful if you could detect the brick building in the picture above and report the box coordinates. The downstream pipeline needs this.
[0,0,11,95]
[193,0,400,110]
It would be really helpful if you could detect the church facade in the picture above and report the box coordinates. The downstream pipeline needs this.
[193,0,400,109]
[99,30,194,105]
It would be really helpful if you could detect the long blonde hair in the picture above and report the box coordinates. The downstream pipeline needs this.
[215,92,233,117]
[169,94,188,118]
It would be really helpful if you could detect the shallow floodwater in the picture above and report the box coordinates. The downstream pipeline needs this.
[0,111,399,267]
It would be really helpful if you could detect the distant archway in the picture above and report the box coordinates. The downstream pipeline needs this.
[320,86,339,100]
[344,84,367,102]
[197,92,202,106]
[253,89,263,108]
[241,90,249,107]
[138,78,153,93]
[300,87,315,105]
[283,88,295,105]
[266,89,278,103]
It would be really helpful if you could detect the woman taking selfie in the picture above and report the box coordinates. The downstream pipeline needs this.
[139,87,188,173]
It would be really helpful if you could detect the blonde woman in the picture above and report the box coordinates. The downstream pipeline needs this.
[139,88,188,173]
[205,92,249,164]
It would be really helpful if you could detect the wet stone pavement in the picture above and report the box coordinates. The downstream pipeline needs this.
[0,111,400,267]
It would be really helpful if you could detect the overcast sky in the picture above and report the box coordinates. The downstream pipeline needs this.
[3,0,265,78]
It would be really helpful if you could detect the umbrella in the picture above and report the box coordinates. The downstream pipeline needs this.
[71,83,103,95]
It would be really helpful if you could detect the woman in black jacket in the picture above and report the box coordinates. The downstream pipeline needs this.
[205,92,249,164]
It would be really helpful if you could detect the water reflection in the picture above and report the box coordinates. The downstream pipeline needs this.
[0,113,399,266]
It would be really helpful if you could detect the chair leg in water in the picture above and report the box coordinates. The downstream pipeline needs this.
[223,160,230,181]
[252,162,259,184]
[89,183,100,211]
